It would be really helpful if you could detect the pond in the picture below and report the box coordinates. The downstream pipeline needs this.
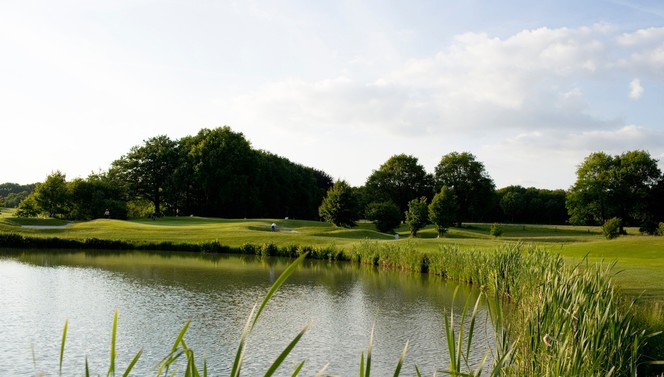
[0,250,494,376]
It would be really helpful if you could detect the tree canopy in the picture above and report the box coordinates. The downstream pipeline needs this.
[433,152,495,226]
[319,180,360,227]
[566,150,662,230]
[364,154,433,217]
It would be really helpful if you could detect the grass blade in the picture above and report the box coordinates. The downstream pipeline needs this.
[365,325,374,377]
[230,303,256,377]
[59,320,68,376]
[290,360,305,376]
[392,340,408,377]
[122,350,143,377]
[172,321,191,353]
[107,309,118,377]
[263,321,312,377]
[314,362,329,377]
[252,252,308,330]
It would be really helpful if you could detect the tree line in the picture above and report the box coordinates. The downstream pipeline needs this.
[3,126,663,235]
[319,150,664,236]
[12,127,333,220]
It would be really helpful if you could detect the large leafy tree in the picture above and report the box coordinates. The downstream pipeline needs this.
[364,154,433,217]
[567,150,662,231]
[112,135,179,215]
[32,171,70,218]
[319,180,360,228]
[433,152,495,227]
[185,127,257,218]
[68,173,129,220]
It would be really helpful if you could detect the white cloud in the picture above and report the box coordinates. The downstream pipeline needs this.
[629,78,644,99]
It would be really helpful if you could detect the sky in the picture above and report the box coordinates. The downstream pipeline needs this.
[1,0,664,190]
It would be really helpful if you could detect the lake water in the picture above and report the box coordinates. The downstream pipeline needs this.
[0,250,493,376]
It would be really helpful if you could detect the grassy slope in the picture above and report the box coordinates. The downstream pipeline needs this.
[1,211,662,301]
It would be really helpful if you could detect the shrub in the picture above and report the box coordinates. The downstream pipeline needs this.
[489,223,504,238]
[365,201,402,233]
[658,222,664,236]
[602,217,622,239]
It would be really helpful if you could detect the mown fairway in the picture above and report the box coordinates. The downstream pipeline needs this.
[1,210,662,303]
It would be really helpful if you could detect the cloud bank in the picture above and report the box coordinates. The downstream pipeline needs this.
[226,25,664,188]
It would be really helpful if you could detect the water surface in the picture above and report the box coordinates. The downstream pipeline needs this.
[0,250,493,376]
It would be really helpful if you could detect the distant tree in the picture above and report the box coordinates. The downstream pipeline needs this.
[68,172,129,220]
[496,185,567,224]
[365,154,433,217]
[15,195,39,217]
[567,150,661,232]
[365,201,402,233]
[112,135,179,215]
[0,195,4,207]
[4,191,30,208]
[428,185,458,237]
[319,180,360,228]
[184,127,257,218]
[434,152,496,226]
[499,187,526,223]
[33,171,70,218]
[405,197,429,236]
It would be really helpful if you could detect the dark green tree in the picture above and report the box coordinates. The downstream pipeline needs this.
[434,152,495,227]
[405,196,429,236]
[567,150,661,232]
[33,171,70,218]
[365,201,402,233]
[112,135,179,215]
[15,195,40,217]
[68,172,129,220]
[319,180,360,228]
[185,127,257,218]
[365,154,433,217]
[496,186,567,224]
[428,185,458,237]
[4,192,29,208]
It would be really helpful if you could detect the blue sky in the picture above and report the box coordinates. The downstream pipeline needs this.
[1,0,663,189]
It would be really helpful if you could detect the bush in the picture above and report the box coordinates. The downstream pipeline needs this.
[658,222,664,236]
[489,223,504,238]
[365,201,402,233]
[602,217,622,239]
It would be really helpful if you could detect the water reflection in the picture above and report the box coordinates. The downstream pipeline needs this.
[0,250,493,376]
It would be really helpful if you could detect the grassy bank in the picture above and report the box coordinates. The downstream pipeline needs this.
[2,214,662,298]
